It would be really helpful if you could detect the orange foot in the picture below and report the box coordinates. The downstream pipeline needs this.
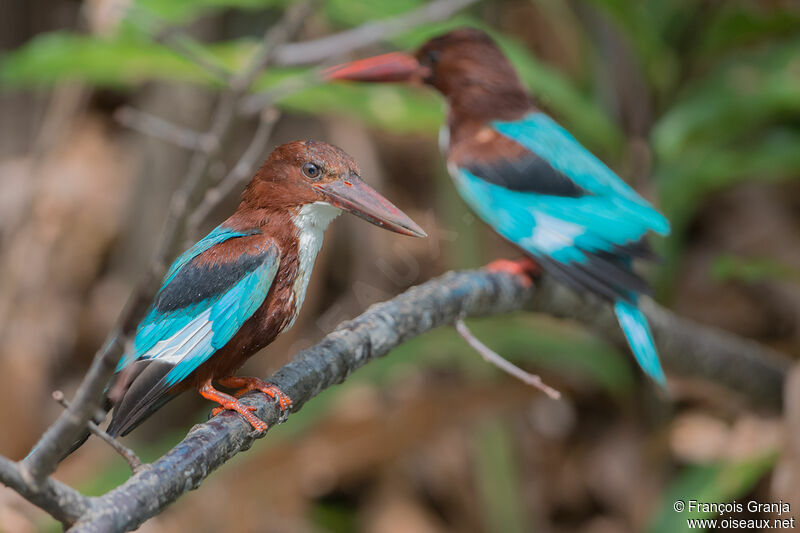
[485,257,541,288]
[199,379,268,433]
[217,376,292,423]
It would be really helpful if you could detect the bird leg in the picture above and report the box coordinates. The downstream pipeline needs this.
[216,376,292,422]
[485,257,541,287]
[198,379,268,433]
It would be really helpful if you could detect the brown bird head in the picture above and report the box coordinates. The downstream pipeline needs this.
[241,140,426,237]
[324,28,530,120]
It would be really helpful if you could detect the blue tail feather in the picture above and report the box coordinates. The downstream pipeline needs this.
[613,299,666,387]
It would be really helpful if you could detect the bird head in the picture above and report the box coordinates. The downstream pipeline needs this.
[243,140,426,238]
[324,28,527,114]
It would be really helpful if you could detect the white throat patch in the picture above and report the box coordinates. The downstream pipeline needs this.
[287,201,341,328]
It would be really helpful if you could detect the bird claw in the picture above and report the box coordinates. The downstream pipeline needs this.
[218,377,293,424]
[200,380,269,433]
[248,427,268,439]
[254,384,291,424]
[276,404,290,424]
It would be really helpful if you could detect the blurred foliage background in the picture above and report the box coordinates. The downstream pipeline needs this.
[1,0,800,531]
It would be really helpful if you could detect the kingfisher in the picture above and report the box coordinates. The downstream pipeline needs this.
[101,140,426,438]
[325,28,671,387]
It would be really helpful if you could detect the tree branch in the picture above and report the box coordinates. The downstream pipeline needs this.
[527,276,790,408]
[114,107,213,152]
[52,391,145,475]
[47,268,785,532]
[0,456,88,526]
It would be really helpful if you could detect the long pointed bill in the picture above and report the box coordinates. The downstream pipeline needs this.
[317,176,426,238]
[323,52,424,83]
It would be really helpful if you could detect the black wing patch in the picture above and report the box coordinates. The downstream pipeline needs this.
[155,252,264,312]
[535,249,652,304]
[612,238,658,261]
[464,152,587,197]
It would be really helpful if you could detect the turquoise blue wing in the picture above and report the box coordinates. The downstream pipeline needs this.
[118,226,277,386]
[492,112,669,237]
[106,230,280,436]
[452,169,653,299]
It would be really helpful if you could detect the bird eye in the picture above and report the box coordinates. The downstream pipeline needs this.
[426,50,441,66]
[302,162,321,179]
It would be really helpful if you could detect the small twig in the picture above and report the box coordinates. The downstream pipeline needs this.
[455,319,561,399]
[231,0,318,92]
[115,107,216,152]
[239,68,323,116]
[52,391,146,475]
[273,0,481,66]
[156,31,233,83]
[126,6,233,83]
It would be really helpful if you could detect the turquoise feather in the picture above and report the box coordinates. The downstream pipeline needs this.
[117,225,280,389]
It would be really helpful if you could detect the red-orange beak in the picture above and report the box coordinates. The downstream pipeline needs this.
[317,175,426,238]
[323,52,426,83]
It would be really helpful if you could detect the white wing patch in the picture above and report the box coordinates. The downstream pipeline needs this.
[520,211,585,254]
[142,308,213,365]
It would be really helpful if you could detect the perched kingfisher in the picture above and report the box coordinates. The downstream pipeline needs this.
[102,140,426,438]
[326,28,671,386]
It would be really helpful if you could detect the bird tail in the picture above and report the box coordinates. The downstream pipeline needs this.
[614,299,666,388]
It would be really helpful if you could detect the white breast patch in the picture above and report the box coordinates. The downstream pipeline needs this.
[286,201,341,329]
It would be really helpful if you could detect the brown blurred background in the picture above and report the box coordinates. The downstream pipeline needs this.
[1,0,800,531]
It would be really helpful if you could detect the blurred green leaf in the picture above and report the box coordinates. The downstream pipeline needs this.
[658,130,800,222]
[324,0,423,28]
[474,420,528,533]
[648,453,776,533]
[0,32,443,134]
[260,70,445,134]
[655,130,800,295]
[0,32,254,87]
[133,0,287,24]
[311,502,358,533]
[652,39,800,161]
[700,5,800,57]
[585,0,680,93]
[711,254,800,285]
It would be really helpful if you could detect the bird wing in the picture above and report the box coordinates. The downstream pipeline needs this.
[108,225,280,436]
[449,112,670,302]
[492,111,671,224]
